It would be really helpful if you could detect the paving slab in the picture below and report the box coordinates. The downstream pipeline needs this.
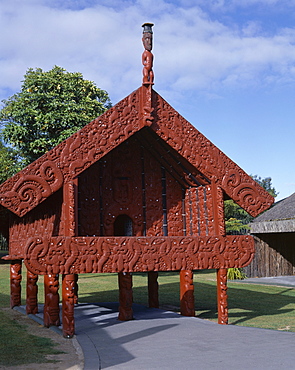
[74,302,295,370]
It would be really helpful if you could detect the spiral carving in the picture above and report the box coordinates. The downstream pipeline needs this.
[24,235,255,275]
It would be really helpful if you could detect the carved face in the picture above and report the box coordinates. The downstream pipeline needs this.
[142,32,152,51]
[49,280,59,294]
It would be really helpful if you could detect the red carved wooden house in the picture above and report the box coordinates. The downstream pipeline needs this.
[0,24,273,337]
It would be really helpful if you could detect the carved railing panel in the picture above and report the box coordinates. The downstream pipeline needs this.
[24,235,254,275]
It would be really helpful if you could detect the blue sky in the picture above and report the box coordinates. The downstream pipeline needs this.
[1,0,295,201]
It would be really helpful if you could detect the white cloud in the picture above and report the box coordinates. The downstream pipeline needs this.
[1,0,295,104]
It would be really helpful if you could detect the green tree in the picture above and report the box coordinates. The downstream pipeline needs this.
[0,140,23,184]
[0,66,111,164]
[251,175,278,198]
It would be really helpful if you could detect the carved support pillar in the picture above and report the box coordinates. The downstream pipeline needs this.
[180,270,195,317]
[148,271,159,308]
[10,260,22,308]
[118,272,133,321]
[26,270,38,314]
[217,268,228,324]
[62,274,75,338]
[62,180,78,336]
[44,274,60,327]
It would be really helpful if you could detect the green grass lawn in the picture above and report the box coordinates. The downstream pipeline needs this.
[1,265,294,332]
[0,264,294,366]
[76,270,295,332]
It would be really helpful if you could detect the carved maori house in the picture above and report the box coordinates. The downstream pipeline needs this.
[0,24,274,337]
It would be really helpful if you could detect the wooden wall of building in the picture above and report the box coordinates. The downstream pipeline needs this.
[244,233,295,277]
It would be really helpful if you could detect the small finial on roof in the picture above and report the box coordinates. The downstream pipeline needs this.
[142,23,154,85]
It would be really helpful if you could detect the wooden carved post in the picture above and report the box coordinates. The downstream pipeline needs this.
[217,268,228,325]
[26,270,38,314]
[118,272,133,321]
[62,180,78,337]
[148,271,159,308]
[44,274,60,327]
[10,260,22,308]
[62,274,75,338]
[211,181,228,325]
[180,270,195,316]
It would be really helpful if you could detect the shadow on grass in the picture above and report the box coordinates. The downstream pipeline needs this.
[77,280,295,328]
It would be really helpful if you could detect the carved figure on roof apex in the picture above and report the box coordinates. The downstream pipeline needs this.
[142,23,154,85]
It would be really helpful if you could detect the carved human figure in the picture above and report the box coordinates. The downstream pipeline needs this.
[217,268,228,324]
[142,23,154,84]
[62,274,75,338]
[10,260,22,308]
[26,270,38,315]
[44,274,60,327]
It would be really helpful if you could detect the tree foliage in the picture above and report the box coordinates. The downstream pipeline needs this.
[0,66,111,164]
[0,140,23,184]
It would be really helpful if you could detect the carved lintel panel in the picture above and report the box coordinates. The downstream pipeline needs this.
[217,268,228,325]
[62,274,75,338]
[24,235,255,275]
[118,272,133,321]
[180,270,195,317]
[44,274,60,327]
[10,260,22,308]
[26,270,38,315]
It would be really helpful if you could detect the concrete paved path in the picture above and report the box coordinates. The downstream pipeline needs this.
[74,302,295,370]
[18,276,295,370]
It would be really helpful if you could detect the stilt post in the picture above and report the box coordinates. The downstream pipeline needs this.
[180,270,195,316]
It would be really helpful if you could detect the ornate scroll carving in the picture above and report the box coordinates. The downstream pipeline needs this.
[8,190,62,258]
[26,270,38,314]
[0,88,143,216]
[217,268,228,325]
[62,274,75,338]
[180,270,195,317]
[0,161,63,217]
[44,274,60,327]
[118,272,133,321]
[10,260,22,308]
[152,92,274,217]
[24,235,255,275]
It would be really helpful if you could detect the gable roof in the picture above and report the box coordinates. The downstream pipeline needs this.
[250,192,295,233]
[0,85,274,218]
